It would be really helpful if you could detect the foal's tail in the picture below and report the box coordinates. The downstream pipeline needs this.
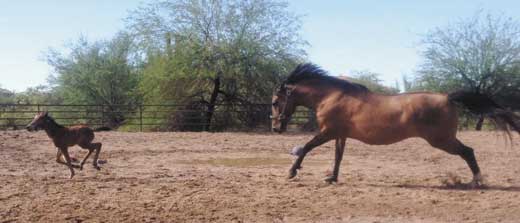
[448,91,520,136]
[94,126,112,132]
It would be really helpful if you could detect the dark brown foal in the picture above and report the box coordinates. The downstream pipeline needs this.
[26,112,102,179]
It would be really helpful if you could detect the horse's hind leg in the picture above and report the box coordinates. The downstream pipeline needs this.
[428,138,483,187]
[324,137,346,183]
[78,142,102,170]
[78,146,94,171]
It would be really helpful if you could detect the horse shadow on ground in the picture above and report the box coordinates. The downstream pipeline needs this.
[367,173,520,192]
[390,183,520,192]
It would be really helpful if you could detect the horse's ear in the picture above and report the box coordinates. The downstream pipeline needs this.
[42,111,48,117]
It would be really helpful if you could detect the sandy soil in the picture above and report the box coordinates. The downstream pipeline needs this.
[1,130,520,223]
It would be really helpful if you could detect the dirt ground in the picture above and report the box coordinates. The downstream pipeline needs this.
[1,130,520,223]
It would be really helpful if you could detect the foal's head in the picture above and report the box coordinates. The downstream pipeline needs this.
[26,112,52,131]
[271,84,297,133]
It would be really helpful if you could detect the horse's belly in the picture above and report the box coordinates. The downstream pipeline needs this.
[349,126,413,145]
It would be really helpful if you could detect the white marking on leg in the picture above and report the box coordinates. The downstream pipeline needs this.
[474,173,484,183]
[290,145,304,156]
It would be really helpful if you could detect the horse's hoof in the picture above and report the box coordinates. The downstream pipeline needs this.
[468,173,486,189]
[288,169,298,179]
[79,166,83,171]
[324,176,338,184]
[468,180,485,189]
[94,166,101,171]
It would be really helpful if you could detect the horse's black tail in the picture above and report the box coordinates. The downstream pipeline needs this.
[448,91,520,136]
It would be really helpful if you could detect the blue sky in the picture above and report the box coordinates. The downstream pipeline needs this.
[1,0,519,92]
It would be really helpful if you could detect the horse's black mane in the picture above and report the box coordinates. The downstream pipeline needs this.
[283,63,369,93]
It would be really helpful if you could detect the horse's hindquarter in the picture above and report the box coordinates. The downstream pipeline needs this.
[66,126,95,146]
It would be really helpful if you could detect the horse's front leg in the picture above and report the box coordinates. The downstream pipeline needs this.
[59,147,75,179]
[324,137,346,183]
[289,133,332,179]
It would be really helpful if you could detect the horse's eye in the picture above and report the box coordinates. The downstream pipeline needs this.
[272,102,278,106]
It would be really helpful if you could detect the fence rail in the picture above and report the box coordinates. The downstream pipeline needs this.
[0,103,316,132]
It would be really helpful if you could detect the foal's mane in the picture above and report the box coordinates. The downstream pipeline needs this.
[283,63,369,93]
[44,114,65,128]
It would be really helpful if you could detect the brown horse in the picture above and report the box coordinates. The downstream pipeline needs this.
[26,112,102,179]
[272,63,520,187]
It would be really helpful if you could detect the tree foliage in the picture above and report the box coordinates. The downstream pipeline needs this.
[350,70,400,94]
[411,12,520,130]
[0,86,15,104]
[414,12,520,108]
[46,33,141,127]
[126,0,306,130]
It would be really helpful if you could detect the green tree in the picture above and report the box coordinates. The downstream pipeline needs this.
[46,33,141,127]
[14,85,62,104]
[127,0,306,130]
[0,86,15,104]
[350,70,400,94]
[414,12,520,129]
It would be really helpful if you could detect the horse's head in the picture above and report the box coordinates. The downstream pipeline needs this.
[271,84,297,133]
[26,112,49,131]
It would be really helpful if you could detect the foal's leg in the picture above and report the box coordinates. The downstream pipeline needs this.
[55,148,80,168]
[289,133,332,179]
[429,138,483,187]
[324,137,346,183]
[78,146,94,171]
[91,143,102,170]
[59,147,75,179]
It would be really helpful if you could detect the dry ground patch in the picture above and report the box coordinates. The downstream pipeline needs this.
[1,131,519,222]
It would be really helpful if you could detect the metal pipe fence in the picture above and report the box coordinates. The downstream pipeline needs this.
[0,104,316,132]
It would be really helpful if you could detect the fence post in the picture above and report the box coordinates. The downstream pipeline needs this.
[139,105,143,132]
[37,104,40,113]
[101,104,105,127]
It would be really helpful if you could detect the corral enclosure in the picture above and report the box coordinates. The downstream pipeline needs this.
[0,104,316,132]
[1,130,520,222]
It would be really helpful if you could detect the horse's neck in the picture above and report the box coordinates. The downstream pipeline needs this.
[44,120,65,138]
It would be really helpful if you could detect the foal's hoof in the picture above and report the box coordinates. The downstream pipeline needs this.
[69,173,75,179]
[94,166,101,171]
[97,159,107,164]
[324,175,338,184]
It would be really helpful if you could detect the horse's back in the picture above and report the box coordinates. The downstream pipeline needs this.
[68,125,95,145]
